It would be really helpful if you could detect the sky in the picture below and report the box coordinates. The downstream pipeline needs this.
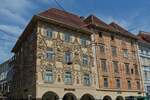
[0,0,150,64]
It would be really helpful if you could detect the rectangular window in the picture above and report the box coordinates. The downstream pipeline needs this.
[64,33,71,42]
[84,74,90,86]
[144,71,148,81]
[44,70,53,83]
[99,32,103,38]
[136,81,140,90]
[82,54,89,65]
[47,30,53,39]
[99,44,105,53]
[64,71,72,84]
[123,49,128,58]
[81,38,87,47]
[111,46,117,56]
[147,86,150,92]
[125,63,130,74]
[104,78,108,88]
[127,80,131,89]
[46,48,54,60]
[116,79,120,89]
[101,59,107,72]
[134,65,139,75]
[65,52,72,64]
[113,61,119,73]
[111,35,114,41]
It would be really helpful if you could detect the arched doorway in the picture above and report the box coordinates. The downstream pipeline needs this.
[103,96,112,100]
[80,94,95,100]
[63,93,77,100]
[42,91,59,100]
[116,96,124,100]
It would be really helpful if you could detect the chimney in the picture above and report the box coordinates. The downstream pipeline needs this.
[80,16,85,20]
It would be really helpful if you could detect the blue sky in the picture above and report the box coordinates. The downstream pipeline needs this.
[0,0,150,63]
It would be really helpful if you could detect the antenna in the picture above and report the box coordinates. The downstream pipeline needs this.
[53,0,66,11]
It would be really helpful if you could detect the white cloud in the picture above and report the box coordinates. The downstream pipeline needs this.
[0,24,22,36]
[0,8,26,26]
[0,0,33,14]
[0,44,13,64]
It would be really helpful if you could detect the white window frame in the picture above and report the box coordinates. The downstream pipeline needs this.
[83,74,91,86]
[44,70,53,83]
[46,48,54,60]
[64,71,72,84]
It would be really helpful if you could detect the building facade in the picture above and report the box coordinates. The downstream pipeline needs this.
[10,8,144,100]
[0,58,13,97]
[138,32,150,98]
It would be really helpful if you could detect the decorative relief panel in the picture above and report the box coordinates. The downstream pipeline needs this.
[37,25,94,86]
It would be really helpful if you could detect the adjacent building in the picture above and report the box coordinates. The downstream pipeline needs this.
[10,8,144,100]
[138,31,150,98]
[0,58,14,97]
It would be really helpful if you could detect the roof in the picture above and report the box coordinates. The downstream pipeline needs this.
[138,31,150,43]
[12,8,138,52]
[109,22,137,39]
[84,15,115,32]
[12,8,93,52]
[39,8,89,31]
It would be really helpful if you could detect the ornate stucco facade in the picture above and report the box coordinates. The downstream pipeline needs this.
[10,8,144,100]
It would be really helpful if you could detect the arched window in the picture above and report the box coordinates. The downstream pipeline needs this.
[64,71,72,84]
[83,74,91,86]
[44,70,53,83]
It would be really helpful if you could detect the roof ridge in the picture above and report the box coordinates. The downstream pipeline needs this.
[38,8,81,19]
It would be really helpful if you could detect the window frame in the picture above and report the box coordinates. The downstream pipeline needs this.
[113,61,119,73]
[64,51,72,64]
[125,63,130,75]
[116,79,121,89]
[82,54,89,65]
[46,48,55,61]
[83,73,91,86]
[123,49,128,58]
[99,44,105,53]
[64,71,72,84]
[64,33,71,43]
[104,78,108,88]
[44,69,53,83]
[101,59,108,72]
[127,80,131,90]
[111,46,117,56]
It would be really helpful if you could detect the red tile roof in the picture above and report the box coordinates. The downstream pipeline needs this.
[38,8,89,31]
[109,22,137,39]
[12,8,138,52]
[84,15,115,31]
[138,32,150,43]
